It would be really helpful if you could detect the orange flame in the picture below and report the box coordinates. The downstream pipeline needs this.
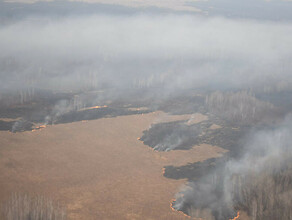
[230,211,240,220]
[85,105,108,110]
[89,105,108,109]
[78,105,108,112]
[31,124,46,132]
[170,198,192,218]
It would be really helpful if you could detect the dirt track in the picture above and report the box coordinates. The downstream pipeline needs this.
[0,112,225,220]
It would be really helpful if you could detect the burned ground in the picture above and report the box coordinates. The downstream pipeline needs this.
[163,157,226,181]
[1,88,291,220]
[0,112,213,220]
[137,103,278,220]
[55,107,150,124]
[140,121,202,151]
[140,113,249,155]
[171,168,239,220]
[0,89,208,133]
[0,121,14,131]
[0,90,153,132]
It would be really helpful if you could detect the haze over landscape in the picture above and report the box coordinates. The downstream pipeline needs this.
[0,0,292,220]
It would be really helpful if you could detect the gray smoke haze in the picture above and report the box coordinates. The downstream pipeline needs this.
[1,2,292,219]
[174,116,292,219]
[1,14,292,96]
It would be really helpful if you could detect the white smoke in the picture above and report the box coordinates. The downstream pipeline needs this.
[1,15,292,94]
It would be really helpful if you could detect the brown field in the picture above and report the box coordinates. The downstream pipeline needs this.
[0,118,20,122]
[209,124,222,130]
[0,112,229,220]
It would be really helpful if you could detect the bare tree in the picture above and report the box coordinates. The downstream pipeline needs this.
[205,91,274,125]
[232,155,292,220]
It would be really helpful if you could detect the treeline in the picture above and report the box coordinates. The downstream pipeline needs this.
[205,91,275,125]
[231,155,292,220]
[1,193,66,220]
[182,156,292,220]
[0,88,35,107]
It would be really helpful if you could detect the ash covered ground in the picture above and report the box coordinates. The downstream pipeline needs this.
[1,2,292,219]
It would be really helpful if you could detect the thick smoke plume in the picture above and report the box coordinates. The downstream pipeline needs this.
[174,117,292,219]
[1,15,292,106]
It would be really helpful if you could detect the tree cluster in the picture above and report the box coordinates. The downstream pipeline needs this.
[1,193,66,220]
[232,155,292,220]
[205,91,274,125]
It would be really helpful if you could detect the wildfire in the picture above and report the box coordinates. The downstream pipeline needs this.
[230,211,240,220]
[80,105,108,111]
[31,124,46,132]
[88,105,108,110]
[170,198,192,219]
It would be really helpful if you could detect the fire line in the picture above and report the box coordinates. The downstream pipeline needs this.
[230,211,240,220]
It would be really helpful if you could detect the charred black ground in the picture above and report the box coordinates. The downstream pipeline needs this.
[138,90,292,220]
[0,88,207,132]
[140,114,249,155]
[0,89,154,132]
[1,88,292,220]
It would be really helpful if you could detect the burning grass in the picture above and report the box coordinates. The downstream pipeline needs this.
[170,123,292,220]
[139,113,247,155]
[0,111,229,219]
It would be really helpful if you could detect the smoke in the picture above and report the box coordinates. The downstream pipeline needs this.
[1,2,292,218]
[1,14,292,102]
[173,116,292,219]
[227,118,292,175]
[140,121,202,151]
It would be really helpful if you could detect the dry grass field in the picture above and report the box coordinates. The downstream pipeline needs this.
[0,112,229,220]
